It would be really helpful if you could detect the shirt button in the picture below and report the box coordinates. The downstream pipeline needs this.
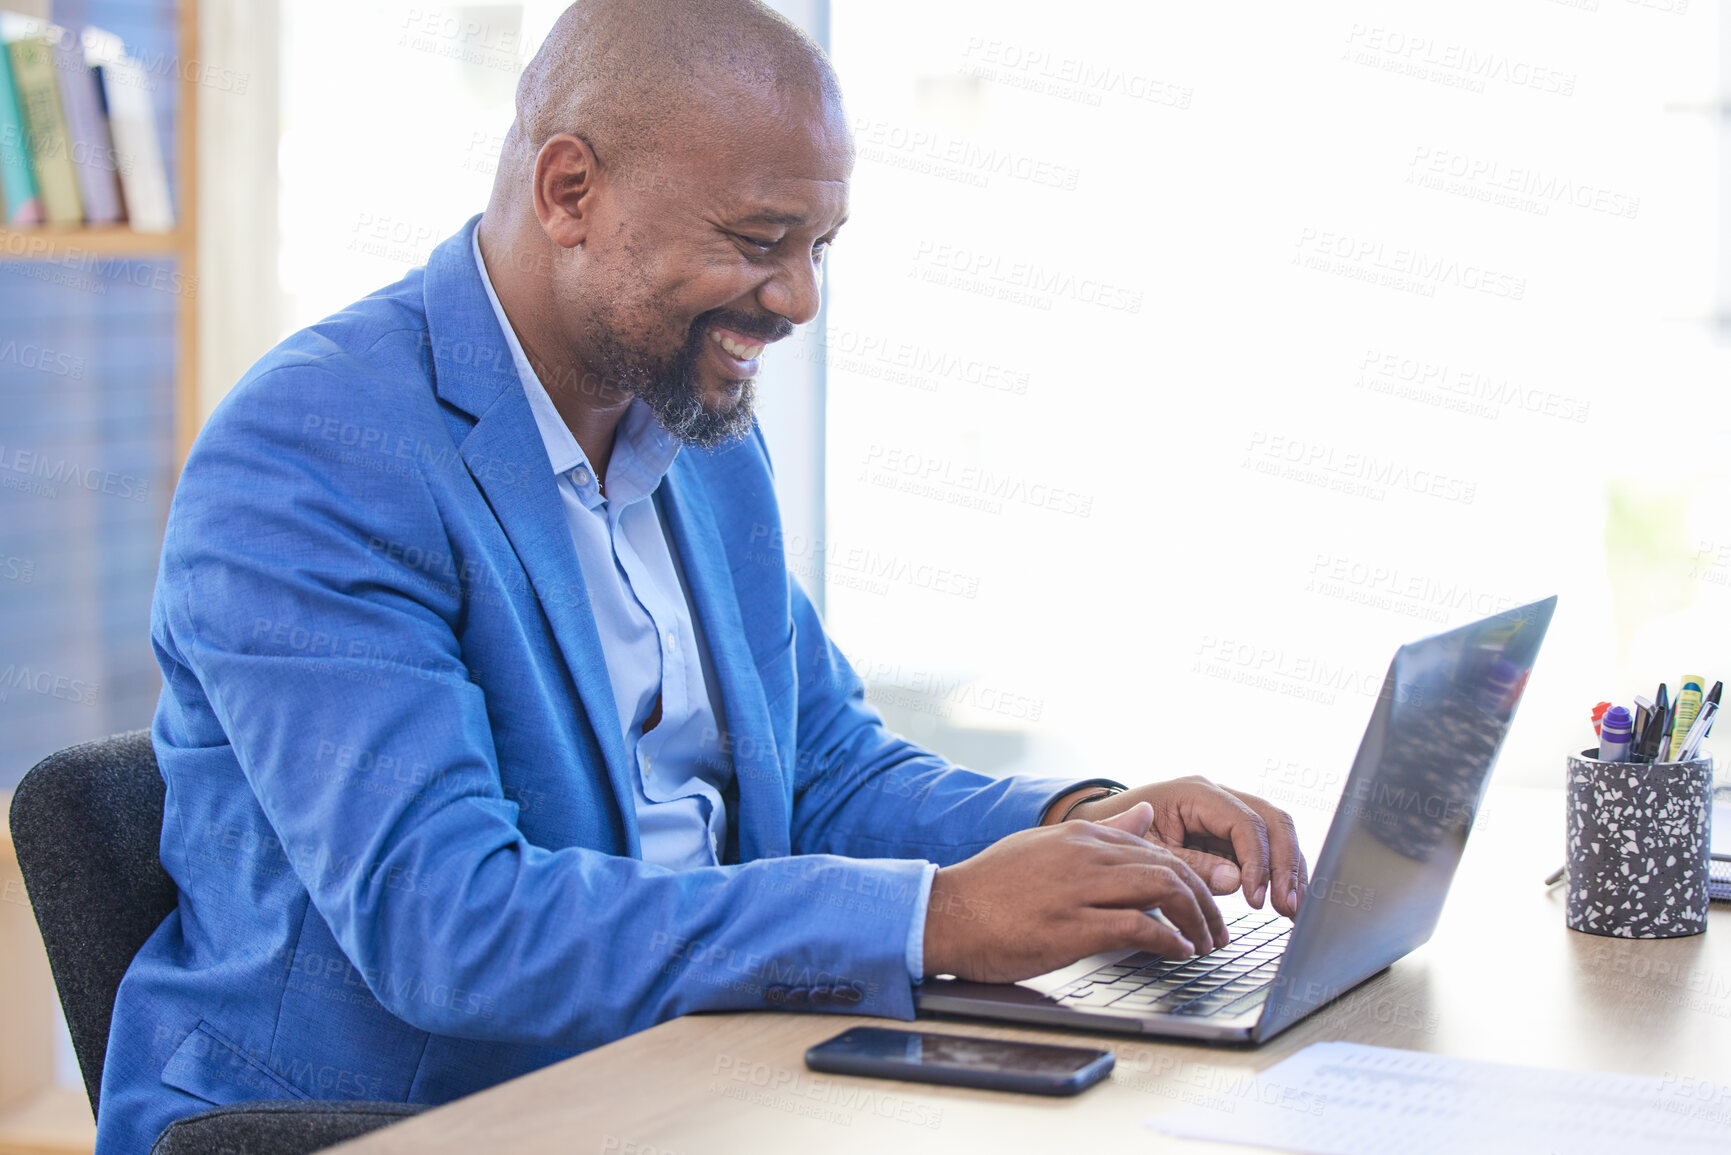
[663,630,677,654]
[572,466,591,487]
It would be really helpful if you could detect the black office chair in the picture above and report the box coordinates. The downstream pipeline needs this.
[9,731,426,1154]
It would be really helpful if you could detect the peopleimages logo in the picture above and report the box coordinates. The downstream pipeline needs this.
[960,37,1194,110]
[852,116,1082,191]
[911,241,1144,313]
[1342,24,1577,97]
[0,665,98,706]
[1243,431,1478,506]
[1407,146,1640,221]
[0,445,150,501]
[1293,228,1526,302]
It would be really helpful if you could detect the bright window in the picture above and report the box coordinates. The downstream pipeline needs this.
[820,0,1728,810]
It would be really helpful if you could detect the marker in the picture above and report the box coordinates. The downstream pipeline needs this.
[1589,700,1611,737]
[1631,696,1655,758]
[1598,706,1633,762]
[1669,675,1705,757]
[1639,685,1670,762]
[1637,703,1665,762]
[1679,700,1718,762]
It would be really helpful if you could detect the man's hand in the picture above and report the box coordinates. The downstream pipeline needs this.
[1048,777,1309,917]
[923,802,1228,983]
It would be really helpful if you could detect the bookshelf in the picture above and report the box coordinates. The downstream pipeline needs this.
[0,2,199,1152]
[0,0,199,465]
[0,223,184,255]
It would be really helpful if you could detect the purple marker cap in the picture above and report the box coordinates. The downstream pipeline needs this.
[1601,706,1633,738]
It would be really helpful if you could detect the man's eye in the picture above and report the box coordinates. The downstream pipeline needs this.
[737,234,778,252]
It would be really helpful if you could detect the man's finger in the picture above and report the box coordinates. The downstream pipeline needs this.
[1154,785,1274,909]
[1088,862,1218,953]
[1087,907,1198,962]
[1165,845,1242,896]
[1157,850,1230,949]
[1093,800,1154,839]
[1227,789,1309,917]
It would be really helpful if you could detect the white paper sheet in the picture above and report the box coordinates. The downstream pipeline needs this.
[1145,1042,1731,1154]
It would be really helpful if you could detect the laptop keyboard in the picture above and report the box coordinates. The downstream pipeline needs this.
[1049,909,1291,1018]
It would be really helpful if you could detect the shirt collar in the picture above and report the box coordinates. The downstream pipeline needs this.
[470,226,680,508]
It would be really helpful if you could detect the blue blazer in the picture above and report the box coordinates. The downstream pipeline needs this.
[96,216,1086,1152]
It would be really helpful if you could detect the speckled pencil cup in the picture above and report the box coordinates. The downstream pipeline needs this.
[1565,749,1713,939]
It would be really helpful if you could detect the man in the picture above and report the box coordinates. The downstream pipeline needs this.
[97,1,1307,1149]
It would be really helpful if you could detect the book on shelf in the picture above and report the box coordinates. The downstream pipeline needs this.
[4,26,82,224]
[0,31,41,223]
[0,11,173,233]
[51,23,122,224]
[87,26,173,233]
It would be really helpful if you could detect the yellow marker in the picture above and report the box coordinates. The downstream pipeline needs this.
[1669,675,1705,759]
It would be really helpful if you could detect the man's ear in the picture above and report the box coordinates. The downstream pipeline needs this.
[533,133,600,250]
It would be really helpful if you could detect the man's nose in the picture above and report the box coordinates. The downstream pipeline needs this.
[758,253,823,327]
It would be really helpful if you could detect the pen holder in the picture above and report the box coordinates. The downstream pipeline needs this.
[1565,749,1713,939]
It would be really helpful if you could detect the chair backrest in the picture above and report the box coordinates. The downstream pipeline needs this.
[8,730,178,1118]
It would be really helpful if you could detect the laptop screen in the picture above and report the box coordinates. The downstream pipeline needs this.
[1255,596,1557,1041]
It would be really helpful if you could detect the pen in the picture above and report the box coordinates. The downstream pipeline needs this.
[1679,700,1717,762]
[1638,686,1670,763]
[1544,865,1567,888]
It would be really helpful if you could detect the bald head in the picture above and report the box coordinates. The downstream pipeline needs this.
[499,0,845,190]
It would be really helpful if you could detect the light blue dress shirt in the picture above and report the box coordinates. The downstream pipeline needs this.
[472,231,934,975]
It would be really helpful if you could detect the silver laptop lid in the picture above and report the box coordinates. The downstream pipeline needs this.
[1254,596,1557,1041]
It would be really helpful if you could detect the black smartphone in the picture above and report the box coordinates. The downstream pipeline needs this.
[804,1026,1114,1096]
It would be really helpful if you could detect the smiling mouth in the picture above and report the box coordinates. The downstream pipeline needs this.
[708,328,766,361]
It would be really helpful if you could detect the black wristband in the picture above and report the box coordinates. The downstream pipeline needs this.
[1059,785,1125,823]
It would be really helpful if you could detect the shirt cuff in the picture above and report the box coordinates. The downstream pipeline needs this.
[904,861,939,983]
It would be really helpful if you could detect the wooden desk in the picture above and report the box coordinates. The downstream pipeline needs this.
[331,786,1731,1154]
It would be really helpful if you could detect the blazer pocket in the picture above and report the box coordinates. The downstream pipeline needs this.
[160,1019,311,1106]
[753,630,797,712]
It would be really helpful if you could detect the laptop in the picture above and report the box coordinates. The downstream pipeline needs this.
[918,596,1557,1044]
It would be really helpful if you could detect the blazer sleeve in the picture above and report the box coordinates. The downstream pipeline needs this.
[784,579,1109,863]
[162,362,934,1046]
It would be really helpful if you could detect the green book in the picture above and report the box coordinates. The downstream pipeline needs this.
[0,37,41,223]
[7,34,81,224]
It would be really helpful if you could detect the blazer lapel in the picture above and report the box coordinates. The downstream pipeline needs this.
[659,458,792,860]
[422,216,640,856]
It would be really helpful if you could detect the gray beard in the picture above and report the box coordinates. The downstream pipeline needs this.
[591,320,759,450]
